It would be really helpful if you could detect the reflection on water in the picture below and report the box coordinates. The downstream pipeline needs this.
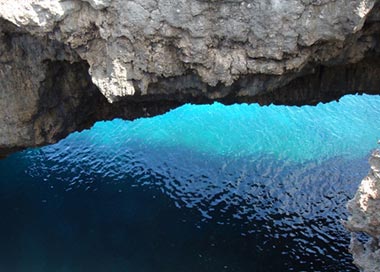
[1,94,380,271]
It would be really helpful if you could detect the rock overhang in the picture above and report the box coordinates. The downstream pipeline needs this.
[0,0,380,153]
[1,2,380,270]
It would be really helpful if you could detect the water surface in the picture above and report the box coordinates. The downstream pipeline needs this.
[1,94,380,272]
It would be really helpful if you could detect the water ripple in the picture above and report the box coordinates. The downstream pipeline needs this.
[1,94,380,271]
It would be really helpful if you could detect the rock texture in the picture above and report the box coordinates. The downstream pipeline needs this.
[345,150,380,272]
[1,0,380,154]
[1,1,380,270]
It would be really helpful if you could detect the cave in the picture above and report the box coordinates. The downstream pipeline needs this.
[1,1,380,271]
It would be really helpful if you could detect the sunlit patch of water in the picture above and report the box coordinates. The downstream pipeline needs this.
[1,94,380,271]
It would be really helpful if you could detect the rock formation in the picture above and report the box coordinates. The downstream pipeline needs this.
[1,0,380,154]
[0,1,380,269]
[345,149,380,272]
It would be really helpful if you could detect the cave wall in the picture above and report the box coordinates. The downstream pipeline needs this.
[345,151,380,272]
[1,0,380,153]
[1,2,380,270]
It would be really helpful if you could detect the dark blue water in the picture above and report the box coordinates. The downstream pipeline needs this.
[1,94,379,272]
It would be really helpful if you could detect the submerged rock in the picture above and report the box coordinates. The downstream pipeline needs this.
[345,150,380,272]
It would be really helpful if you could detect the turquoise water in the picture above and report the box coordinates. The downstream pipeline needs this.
[42,93,378,162]
[0,94,379,271]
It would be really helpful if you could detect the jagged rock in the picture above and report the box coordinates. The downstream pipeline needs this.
[345,150,380,272]
[1,0,380,154]
[1,1,380,270]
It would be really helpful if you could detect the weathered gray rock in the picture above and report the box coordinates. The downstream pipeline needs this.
[1,0,380,153]
[1,1,380,270]
[345,150,380,272]
[1,0,378,101]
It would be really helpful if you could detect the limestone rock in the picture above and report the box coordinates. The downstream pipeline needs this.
[1,2,380,270]
[1,0,379,103]
[345,150,380,272]
[0,0,380,153]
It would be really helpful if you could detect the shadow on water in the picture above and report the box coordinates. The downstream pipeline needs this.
[1,94,380,271]
[0,141,369,272]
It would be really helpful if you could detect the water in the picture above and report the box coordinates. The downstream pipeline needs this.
[0,94,379,272]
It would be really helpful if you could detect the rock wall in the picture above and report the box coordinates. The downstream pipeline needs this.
[1,0,380,153]
[345,150,380,272]
[1,2,380,269]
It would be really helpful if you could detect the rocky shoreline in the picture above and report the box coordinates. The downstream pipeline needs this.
[345,149,380,272]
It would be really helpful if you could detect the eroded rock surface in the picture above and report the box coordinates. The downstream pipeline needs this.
[345,150,380,272]
[1,0,380,152]
[1,1,380,270]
